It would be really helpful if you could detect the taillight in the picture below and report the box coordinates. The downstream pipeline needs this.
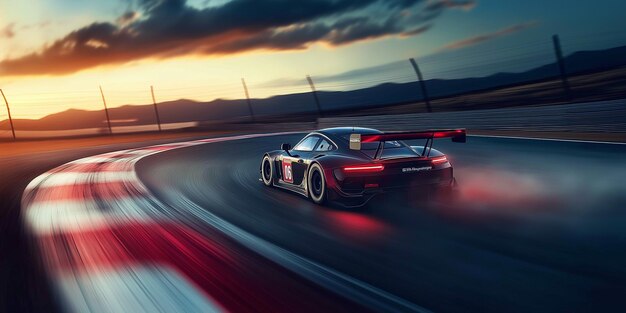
[431,155,448,165]
[343,164,385,173]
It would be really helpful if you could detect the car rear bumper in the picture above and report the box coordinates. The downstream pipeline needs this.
[327,166,456,207]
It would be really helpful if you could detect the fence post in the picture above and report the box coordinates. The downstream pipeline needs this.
[409,58,432,113]
[552,34,572,102]
[241,78,255,122]
[0,89,16,140]
[99,86,113,134]
[150,86,162,132]
[306,75,323,117]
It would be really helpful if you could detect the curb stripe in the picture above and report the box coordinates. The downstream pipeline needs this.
[26,172,138,189]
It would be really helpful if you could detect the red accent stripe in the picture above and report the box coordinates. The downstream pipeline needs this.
[431,156,448,165]
[57,163,135,173]
[343,164,385,172]
[95,152,142,159]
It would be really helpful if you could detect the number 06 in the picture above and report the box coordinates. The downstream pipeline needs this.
[282,161,293,183]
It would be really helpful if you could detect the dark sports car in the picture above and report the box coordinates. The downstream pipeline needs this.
[260,127,466,207]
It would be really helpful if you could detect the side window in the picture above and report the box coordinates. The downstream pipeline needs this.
[315,139,334,152]
[293,136,320,152]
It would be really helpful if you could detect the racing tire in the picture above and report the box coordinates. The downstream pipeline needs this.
[261,155,273,187]
[307,163,327,204]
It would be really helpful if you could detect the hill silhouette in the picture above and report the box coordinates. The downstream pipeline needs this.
[2,45,625,131]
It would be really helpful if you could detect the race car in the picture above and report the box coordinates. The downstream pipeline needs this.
[260,127,466,207]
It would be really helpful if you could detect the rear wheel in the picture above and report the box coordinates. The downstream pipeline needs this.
[308,163,327,204]
[261,155,273,187]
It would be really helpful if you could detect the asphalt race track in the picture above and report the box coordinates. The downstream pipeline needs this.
[0,134,236,313]
[137,134,626,312]
[15,133,626,312]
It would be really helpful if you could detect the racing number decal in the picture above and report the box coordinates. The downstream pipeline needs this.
[282,160,293,183]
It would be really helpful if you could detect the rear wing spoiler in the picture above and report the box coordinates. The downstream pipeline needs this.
[349,129,466,155]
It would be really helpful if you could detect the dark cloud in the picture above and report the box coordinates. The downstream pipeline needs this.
[0,0,475,76]
[425,0,475,11]
[440,21,537,51]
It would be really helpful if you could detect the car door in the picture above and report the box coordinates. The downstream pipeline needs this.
[283,135,320,185]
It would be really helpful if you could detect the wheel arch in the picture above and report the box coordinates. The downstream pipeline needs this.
[306,161,328,203]
[307,156,352,197]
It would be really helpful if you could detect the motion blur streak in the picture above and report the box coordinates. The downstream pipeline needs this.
[456,168,561,210]
[41,221,367,312]
[137,134,626,312]
[58,266,224,313]
[22,132,423,313]
[22,132,626,312]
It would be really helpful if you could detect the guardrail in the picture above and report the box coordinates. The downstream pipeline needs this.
[196,121,317,132]
[317,99,626,133]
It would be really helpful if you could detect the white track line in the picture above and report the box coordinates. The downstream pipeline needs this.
[26,172,138,189]
[174,194,431,313]
[25,198,157,234]
[57,265,224,313]
[470,134,626,145]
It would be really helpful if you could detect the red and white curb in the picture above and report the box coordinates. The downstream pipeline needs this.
[22,133,429,313]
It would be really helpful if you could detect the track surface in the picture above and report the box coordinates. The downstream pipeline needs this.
[137,134,626,312]
[21,133,389,313]
[0,134,231,313]
[11,133,626,312]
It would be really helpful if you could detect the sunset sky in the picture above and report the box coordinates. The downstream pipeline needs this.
[1,0,625,119]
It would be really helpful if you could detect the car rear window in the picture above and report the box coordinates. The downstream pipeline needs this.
[293,136,320,151]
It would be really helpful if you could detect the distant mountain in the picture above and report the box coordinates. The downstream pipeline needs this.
[2,45,625,131]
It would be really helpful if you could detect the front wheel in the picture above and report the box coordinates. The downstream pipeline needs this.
[261,155,273,187]
[307,163,327,204]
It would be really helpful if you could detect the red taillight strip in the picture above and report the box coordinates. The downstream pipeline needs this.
[431,156,448,165]
[343,164,385,172]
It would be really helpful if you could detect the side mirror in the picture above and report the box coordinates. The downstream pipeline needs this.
[281,143,291,151]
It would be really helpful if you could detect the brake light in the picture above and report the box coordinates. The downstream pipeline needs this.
[343,164,385,172]
[431,155,448,165]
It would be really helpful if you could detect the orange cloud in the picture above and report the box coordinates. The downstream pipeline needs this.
[439,21,538,51]
[1,23,15,38]
[0,0,475,76]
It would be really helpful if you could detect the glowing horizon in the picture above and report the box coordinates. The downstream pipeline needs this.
[1,0,625,120]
